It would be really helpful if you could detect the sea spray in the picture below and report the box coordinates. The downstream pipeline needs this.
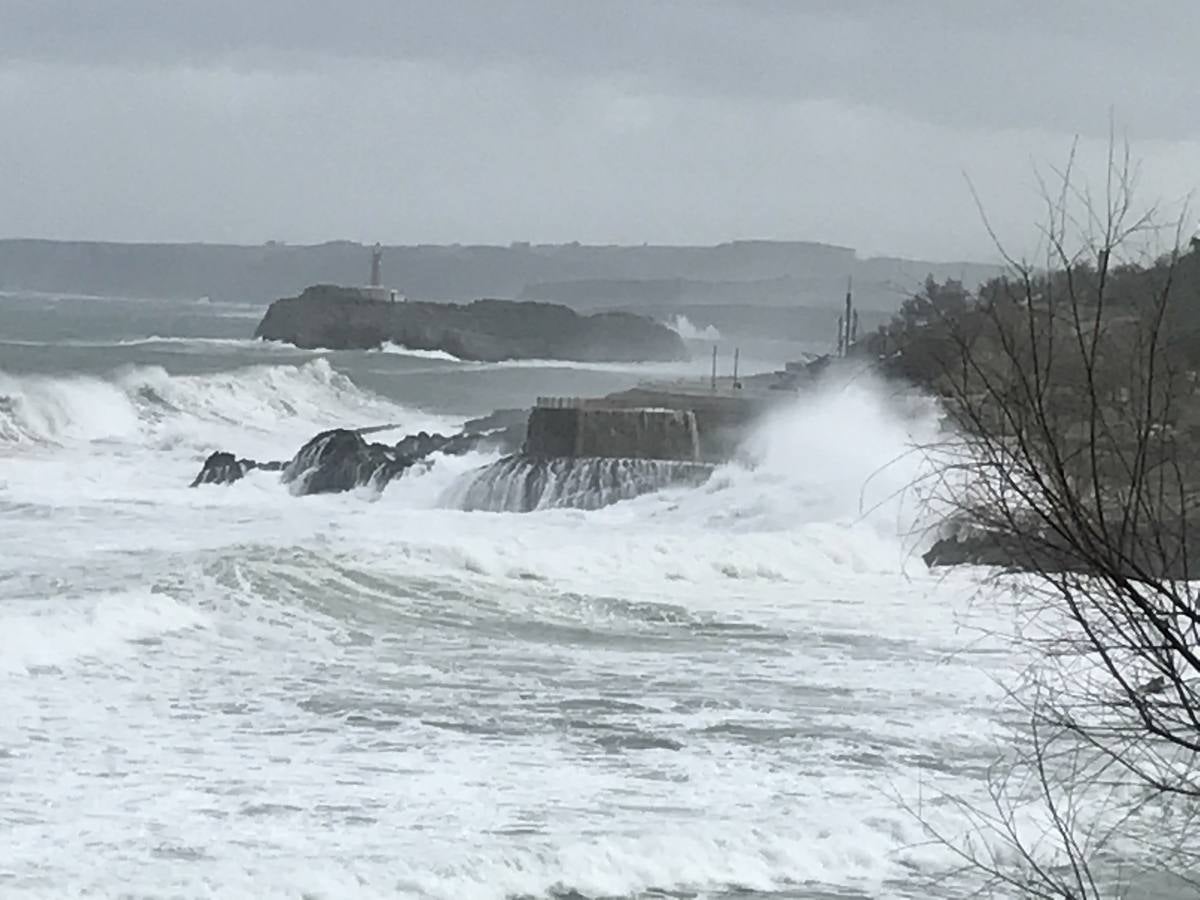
[0,370,143,445]
[740,372,943,527]
[1,297,1017,900]
[377,342,464,362]
[610,372,950,553]
[444,373,947,525]
[0,358,452,456]
[667,314,722,342]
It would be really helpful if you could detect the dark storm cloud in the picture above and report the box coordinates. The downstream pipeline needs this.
[5,0,1198,138]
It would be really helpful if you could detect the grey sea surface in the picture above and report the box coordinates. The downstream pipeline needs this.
[1,291,1024,899]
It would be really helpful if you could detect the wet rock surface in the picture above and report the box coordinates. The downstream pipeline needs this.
[190,414,526,496]
[280,429,411,495]
[254,286,688,362]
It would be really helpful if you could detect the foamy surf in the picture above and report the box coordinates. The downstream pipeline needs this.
[0,358,455,453]
[0,299,1016,900]
[667,313,722,341]
[377,342,465,361]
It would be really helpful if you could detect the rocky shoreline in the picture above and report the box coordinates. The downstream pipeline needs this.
[191,411,528,495]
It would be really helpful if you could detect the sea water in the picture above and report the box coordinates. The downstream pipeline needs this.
[0,292,1015,899]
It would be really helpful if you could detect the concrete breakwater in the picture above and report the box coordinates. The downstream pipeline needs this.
[455,389,776,511]
[448,455,713,512]
[525,402,701,461]
[528,388,779,462]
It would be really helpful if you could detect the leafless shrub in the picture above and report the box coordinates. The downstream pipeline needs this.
[901,140,1200,898]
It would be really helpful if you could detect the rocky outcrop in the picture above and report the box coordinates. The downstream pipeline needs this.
[280,429,412,495]
[190,415,525,495]
[922,533,1046,570]
[190,452,284,487]
[253,286,688,362]
[923,528,1193,579]
[191,451,249,487]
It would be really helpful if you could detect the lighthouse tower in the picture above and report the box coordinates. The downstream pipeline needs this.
[369,243,383,288]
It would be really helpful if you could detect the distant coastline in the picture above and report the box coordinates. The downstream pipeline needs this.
[0,238,1003,312]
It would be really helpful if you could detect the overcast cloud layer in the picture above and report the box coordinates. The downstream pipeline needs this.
[2,1,1197,259]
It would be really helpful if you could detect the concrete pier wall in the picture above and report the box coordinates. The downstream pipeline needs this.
[535,389,774,461]
[525,406,701,461]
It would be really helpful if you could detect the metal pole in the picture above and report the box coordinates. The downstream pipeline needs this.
[711,345,717,392]
[733,347,739,386]
[844,276,853,354]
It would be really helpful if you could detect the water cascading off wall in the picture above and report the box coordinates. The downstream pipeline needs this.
[443,455,714,512]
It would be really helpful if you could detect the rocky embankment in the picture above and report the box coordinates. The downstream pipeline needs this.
[254,286,688,361]
[923,526,1192,578]
[922,531,1071,572]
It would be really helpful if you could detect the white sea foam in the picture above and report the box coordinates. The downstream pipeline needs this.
[377,342,464,361]
[0,346,1018,899]
[481,357,699,375]
[0,358,454,456]
[0,590,207,675]
[666,313,722,341]
[109,335,300,350]
[676,374,943,538]
[0,335,291,349]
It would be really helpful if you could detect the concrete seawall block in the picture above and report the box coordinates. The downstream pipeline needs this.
[524,407,700,462]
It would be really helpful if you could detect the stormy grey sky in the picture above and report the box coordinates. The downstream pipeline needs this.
[2,1,1197,260]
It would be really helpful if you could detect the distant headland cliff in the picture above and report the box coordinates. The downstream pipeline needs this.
[0,239,1001,316]
[254,285,688,362]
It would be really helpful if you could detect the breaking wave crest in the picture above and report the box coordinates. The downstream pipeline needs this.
[0,358,446,453]
[669,376,943,534]
[667,314,722,341]
[0,346,995,899]
[377,342,463,362]
[435,374,943,557]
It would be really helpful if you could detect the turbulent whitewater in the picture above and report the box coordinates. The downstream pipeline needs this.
[0,294,1019,900]
[447,455,714,512]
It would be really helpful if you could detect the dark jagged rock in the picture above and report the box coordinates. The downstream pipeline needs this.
[189,428,489,493]
[190,453,284,487]
[922,533,1031,570]
[393,421,525,460]
[189,408,528,494]
[393,430,455,459]
[280,429,413,495]
[921,528,1090,572]
[254,286,688,362]
[191,452,251,487]
[923,528,1193,579]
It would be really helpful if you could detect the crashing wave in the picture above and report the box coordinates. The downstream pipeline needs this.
[377,342,463,362]
[0,358,446,451]
[667,314,722,342]
[445,455,714,512]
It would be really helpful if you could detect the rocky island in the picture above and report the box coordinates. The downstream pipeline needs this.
[254,285,688,362]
